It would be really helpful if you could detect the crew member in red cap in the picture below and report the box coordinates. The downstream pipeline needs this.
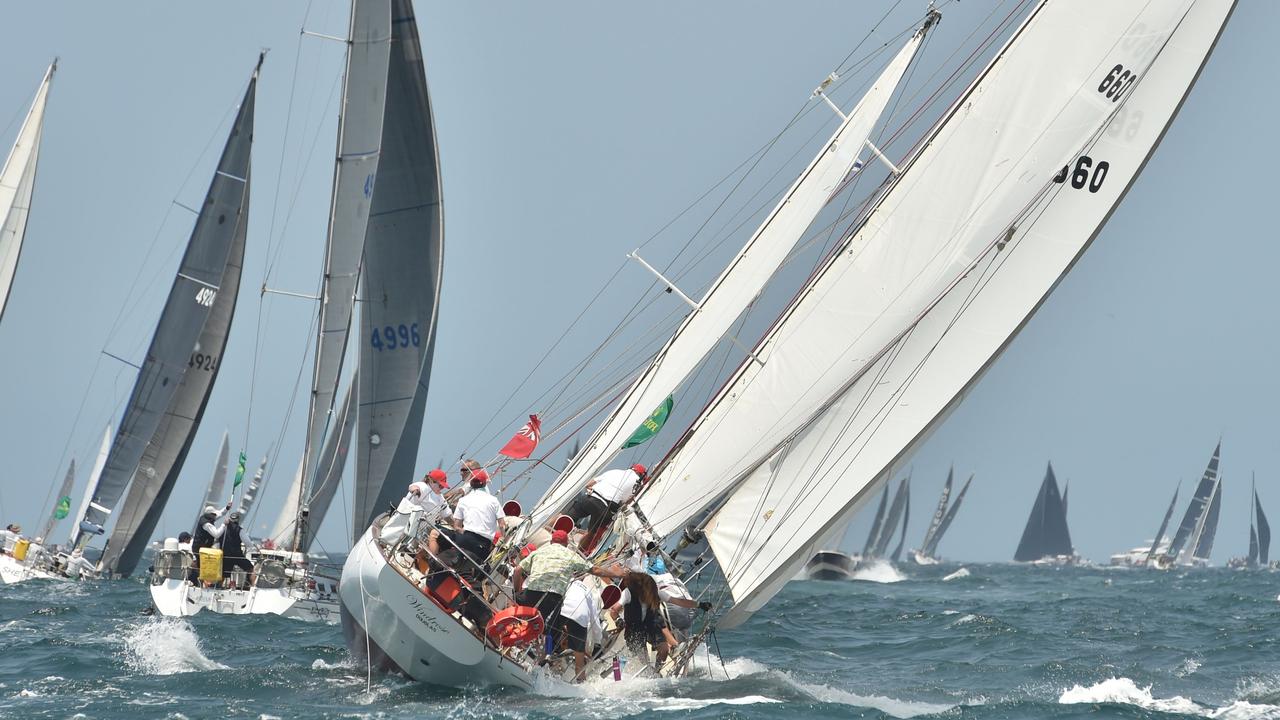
[380,471,453,546]
[513,529,625,656]
[567,464,649,552]
[430,464,501,580]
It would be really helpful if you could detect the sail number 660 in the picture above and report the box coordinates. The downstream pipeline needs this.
[1098,64,1138,102]
[370,323,421,351]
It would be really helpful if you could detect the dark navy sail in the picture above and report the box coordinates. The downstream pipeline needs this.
[890,484,910,562]
[1191,479,1222,563]
[925,474,973,558]
[861,485,890,557]
[920,468,954,554]
[352,0,446,539]
[1014,463,1073,562]
[1256,489,1271,565]
[1165,442,1221,561]
[873,477,910,558]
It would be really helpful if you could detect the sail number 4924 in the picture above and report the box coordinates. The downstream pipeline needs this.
[370,323,421,352]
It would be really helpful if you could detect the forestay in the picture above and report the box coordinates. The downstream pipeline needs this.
[73,67,257,547]
[354,0,445,540]
[301,0,391,498]
[0,61,54,325]
[653,0,1230,627]
[530,25,931,528]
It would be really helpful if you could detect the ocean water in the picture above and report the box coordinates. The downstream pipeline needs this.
[3,562,1280,719]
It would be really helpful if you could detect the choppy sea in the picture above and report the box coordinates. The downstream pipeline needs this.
[2,562,1279,719]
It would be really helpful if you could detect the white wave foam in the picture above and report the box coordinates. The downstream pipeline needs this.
[943,567,970,581]
[655,695,781,711]
[1060,677,1280,719]
[851,560,905,583]
[713,656,952,718]
[1176,658,1203,677]
[311,658,349,670]
[120,618,227,675]
[952,613,978,626]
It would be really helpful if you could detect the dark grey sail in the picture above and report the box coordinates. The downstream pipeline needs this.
[1061,482,1069,517]
[1144,485,1179,566]
[1013,463,1072,562]
[925,473,973,558]
[862,485,890,556]
[1256,489,1270,565]
[194,431,230,528]
[1191,479,1222,563]
[1248,524,1259,566]
[352,0,445,540]
[890,484,911,562]
[1165,442,1221,561]
[90,66,257,572]
[40,460,75,540]
[873,478,910,558]
[296,379,356,552]
[919,468,954,555]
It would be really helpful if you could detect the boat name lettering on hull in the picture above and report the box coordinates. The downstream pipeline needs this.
[406,596,447,635]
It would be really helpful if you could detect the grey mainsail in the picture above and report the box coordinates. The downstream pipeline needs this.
[890,483,910,562]
[1013,463,1072,562]
[352,0,445,540]
[76,64,257,554]
[1256,488,1270,565]
[1144,485,1179,566]
[1165,442,1221,561]
[1248,518,1259,566]
[40,460,75,541]
[861,485,890,556]
[873,476,909,558]
[924,473,973,558]
[919,468,954,555]
[1190,478,1222,563]
[196,431,230,526]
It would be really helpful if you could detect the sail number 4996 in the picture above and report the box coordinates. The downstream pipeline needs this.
[370,323,421,352]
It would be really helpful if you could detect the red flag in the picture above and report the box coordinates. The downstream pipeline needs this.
[499,414,541,459]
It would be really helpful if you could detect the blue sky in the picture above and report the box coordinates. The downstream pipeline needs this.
[0,1,1274,564]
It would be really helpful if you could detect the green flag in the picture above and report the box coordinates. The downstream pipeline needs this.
[623,395,674,449]
[233,451,247,489]
[53,495,72,520]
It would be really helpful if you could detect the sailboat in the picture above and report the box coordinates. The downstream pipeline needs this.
[1110,482,1179,567]
[1228,478,1269,569]
[0,60,54,327]
[343,0,1235,689]
[1014,463,1077,565]
[912,468,973,565]
[1156,442,1222,568]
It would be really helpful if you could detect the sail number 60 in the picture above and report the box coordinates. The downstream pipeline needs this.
[1052,156,1109,193]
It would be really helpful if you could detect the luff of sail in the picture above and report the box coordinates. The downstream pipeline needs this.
[0,61,54,325]
[924,473,972,558]
[1013,464,1073,562]
[1144,485,1179,566]
[354,0,445,540]
[532,23,933,528]
[299,0,391,509]
[97,66,258,576]
[41,460,75,541]
[73,61,256,548]
[640,2,1201,539]
[70,425,111,545]
[1166,442,1221,561]
[687,1,1232,627]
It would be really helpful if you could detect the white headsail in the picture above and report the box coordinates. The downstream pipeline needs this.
[69,424,111,546]
[529,22,934,528]
[633,0,1233,626]
[0,61,54,325]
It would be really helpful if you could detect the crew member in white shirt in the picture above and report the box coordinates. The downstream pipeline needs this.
[382,470,452,546]
[568,464,648,552]
[429,468,501,579]
[558,578,604,681]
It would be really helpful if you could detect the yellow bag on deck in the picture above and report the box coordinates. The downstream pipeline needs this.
[198,548,223,584]
[13,538,29,561]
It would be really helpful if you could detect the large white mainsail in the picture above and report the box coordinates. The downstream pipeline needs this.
[528,21,933,528]
[0,61,54,325]
[298,0,391,518]
[637,0,1233,627]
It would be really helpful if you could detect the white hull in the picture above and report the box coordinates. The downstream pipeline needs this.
[0,553,59,584]
[149,578,340,623]
[339,525,539,689]
[910,550,940,566]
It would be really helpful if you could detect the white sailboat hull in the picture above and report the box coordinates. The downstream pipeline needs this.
[338,526,538,689]
[0,553,59,584]
[910,550,940,566]
[149,579,340,623]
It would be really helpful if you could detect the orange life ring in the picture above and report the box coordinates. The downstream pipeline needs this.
[485,605,544,647]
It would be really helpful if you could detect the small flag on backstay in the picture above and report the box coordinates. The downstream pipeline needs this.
[233,451,247,488]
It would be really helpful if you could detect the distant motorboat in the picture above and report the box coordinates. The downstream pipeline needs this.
[804,550,857,580]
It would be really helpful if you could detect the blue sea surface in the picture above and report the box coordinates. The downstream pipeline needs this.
[2,562,1278,719]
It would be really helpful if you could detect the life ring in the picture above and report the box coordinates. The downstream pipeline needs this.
[485,605,544,647]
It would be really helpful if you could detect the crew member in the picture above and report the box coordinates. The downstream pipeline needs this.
[512,529,624,620]
[189,502,230,584]
[442,459,483,507]
[219,511,255,587]
[429,467,501,580]
[558,578,604,682]
[382,470,452,546]
[568,464,648,552]
[609,571,680,667]
[177,532,193,553]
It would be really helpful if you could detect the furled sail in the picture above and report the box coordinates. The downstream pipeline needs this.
[40,460,75,541]
[924,473,972,558]
[72,64,257,549]
[70,425,111,545]
[919,469,954,555]
[860,485,889,556]
[1144,485,1179,565]
[97,66,258,576]
[196,431,231,527]
[658,0,1231,627]
[0,61,54,325]
[533,23,934,528]
[1014,464,1073,562]
[353,0,445,540]
[1256,489,1270,565]
[299,0,391,502]
[1166,443,1221,560]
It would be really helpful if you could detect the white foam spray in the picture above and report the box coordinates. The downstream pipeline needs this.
[119,618,227,675]
[851,559,905,583]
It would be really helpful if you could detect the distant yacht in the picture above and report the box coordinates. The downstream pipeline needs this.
[911,468,973,565]
[1110,483,1180,568]
[1014,463,1078,565]
[1156,443,1223,568]
[1228,476,1271,569]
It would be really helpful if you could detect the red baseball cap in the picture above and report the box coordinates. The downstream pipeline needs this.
[551,529,569,545]
[471,468,490,484]
[520,543,537,558]
[631,463,648,478]
[427,468,449,487]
